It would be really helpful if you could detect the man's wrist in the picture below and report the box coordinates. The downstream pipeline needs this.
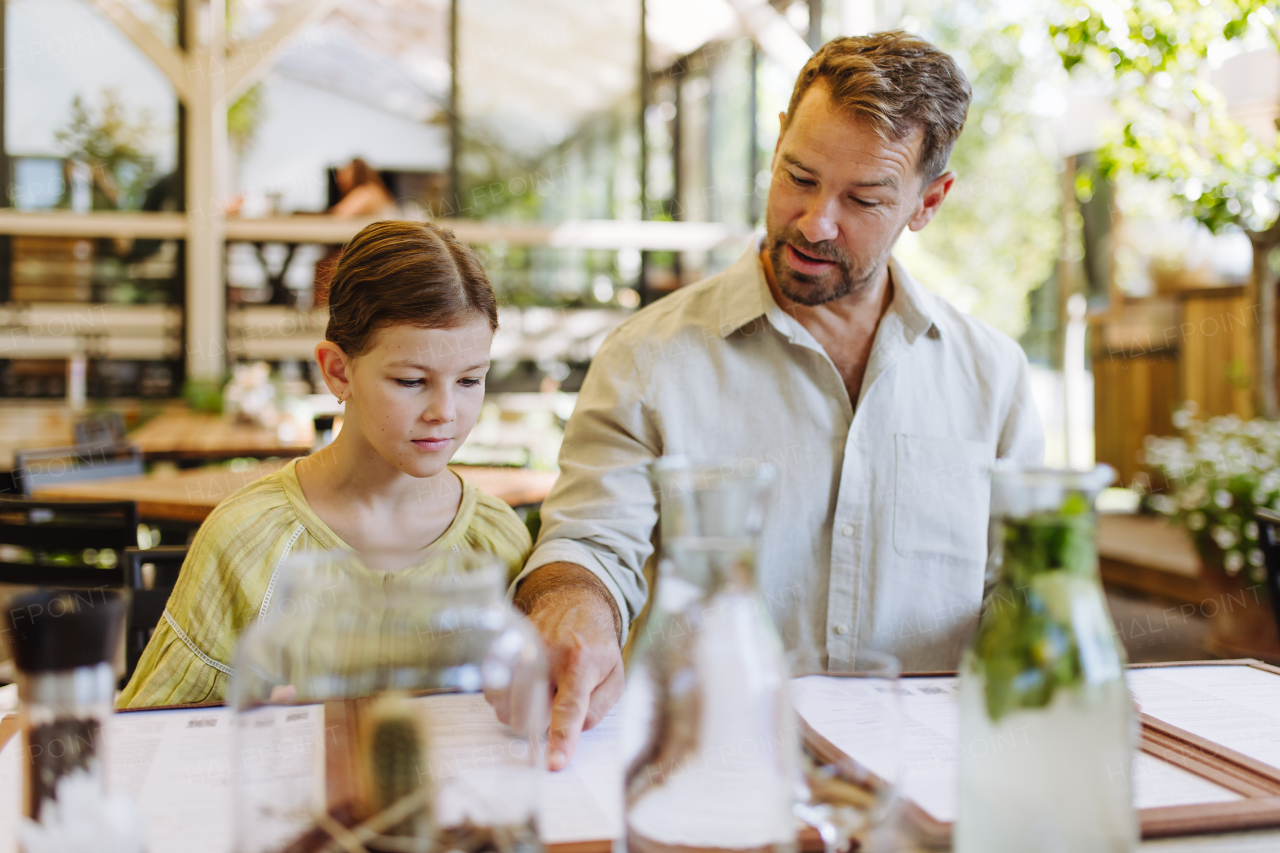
[514,562,623,645]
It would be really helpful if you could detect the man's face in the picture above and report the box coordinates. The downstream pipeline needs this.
[764,82,945,306]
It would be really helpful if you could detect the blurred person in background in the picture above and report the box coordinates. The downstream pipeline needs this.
[330,157,397,218]
[504,32,1044,770]
[314,158,399,304]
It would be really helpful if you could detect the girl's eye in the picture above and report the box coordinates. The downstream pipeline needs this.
[459,378,483,388]
[395,379,424,388]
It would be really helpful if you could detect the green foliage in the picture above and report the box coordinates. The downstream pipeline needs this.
[55,90,156,210]
[896,2,1064,339]
[1050,0,1280,236]
[972,495,1098,721]
[228,84,265,157]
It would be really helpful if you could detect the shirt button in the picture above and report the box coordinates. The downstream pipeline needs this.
[833,624,850,635]
[840,524,854,537]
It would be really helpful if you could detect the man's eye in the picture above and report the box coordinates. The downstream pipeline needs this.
[395,379,423,388]
[790,172,814,187]
[851,197,880,208]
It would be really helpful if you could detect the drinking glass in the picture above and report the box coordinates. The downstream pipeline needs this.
[789,648,903,852]
[228,548,547,853]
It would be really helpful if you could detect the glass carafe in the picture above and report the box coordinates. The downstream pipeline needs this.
[229,548,547,853]
[956,464,1137,853]
[622,457,798,853]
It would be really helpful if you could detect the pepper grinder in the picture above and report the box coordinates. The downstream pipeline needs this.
[4,590,123,824]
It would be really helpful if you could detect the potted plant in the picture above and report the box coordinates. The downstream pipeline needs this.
[1143,408,1280,662]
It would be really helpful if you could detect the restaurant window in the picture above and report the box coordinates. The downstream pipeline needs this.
[2,0,182,398]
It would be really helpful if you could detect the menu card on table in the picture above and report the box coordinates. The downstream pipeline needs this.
[790,661,1280,846]
[0,697,622,853]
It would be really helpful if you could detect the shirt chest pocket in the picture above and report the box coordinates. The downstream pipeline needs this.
[892,434,994,565]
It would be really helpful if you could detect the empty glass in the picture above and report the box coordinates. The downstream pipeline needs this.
[228,548,547,853]
[789,648,903,852]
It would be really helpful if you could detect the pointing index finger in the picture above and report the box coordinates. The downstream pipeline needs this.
[547,670,592,771]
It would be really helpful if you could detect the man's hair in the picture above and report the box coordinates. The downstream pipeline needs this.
[784,32,971,185]
[326,220,498,358]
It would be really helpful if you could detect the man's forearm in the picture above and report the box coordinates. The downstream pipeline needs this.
[513,562,623,644]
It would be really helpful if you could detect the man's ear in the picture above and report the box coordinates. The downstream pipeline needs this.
[907,171,956,232]
[314,341,353,402]
[770,111,788,170]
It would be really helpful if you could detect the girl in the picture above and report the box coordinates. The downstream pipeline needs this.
[120,221,531,707]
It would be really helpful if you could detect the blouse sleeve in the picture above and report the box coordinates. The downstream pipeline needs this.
[117,483,300,708]
[116,518,236,707]
[115,617,228,707]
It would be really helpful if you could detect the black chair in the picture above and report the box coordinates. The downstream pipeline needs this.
[1251,507,1280,638]
[0,498,137,587]
[15,443,144,497]
[122,545,188,680]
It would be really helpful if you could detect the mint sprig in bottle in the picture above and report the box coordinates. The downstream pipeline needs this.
[956,464,1138,853]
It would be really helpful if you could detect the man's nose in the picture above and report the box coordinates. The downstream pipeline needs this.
[796,194,839,244]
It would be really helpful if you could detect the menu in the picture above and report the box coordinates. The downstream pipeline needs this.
[790,664,1280,840]
[0,705,323,853]
[0,697,621,853]
[1126,665,1280,770]
[412,693,623,848]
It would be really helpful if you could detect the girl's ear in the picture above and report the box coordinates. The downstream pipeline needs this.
[314,341,353,402]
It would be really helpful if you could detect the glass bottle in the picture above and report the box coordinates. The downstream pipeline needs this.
[956,464,1137,853]
[229,548,547,853]
[622,457,798,853]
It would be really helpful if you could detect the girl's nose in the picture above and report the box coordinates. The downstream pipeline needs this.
[423,386,456,423]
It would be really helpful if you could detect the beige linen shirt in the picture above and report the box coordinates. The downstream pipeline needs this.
[517,246,1044,671]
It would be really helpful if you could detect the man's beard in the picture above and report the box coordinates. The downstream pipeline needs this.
[765,223,879,307]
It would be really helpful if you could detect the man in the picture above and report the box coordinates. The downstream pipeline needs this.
[510,32,1044,770]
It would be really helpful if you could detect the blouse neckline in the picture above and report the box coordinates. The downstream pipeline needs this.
[278,458,478,573]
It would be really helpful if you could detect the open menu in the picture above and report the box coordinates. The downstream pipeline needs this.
[0,697,622,853]
[791,661,1280,845]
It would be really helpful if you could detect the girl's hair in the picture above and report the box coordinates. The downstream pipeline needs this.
[325,220,498,357]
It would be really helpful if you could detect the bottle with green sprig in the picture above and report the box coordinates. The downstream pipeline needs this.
[956,464,1137,853]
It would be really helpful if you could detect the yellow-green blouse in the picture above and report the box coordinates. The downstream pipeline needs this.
[118,460,532,708]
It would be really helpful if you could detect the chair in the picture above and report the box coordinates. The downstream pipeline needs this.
[0,498,136,587]
[122,545,188,680]
[15,443,144,497]
[1251,507,1280,640]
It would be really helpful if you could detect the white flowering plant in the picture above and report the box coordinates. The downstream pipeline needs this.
[1142,407,1279,587]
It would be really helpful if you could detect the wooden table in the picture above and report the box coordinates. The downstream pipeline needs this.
[1100,513,1202,604]
[32,462,559,521]
[127,409,314,461]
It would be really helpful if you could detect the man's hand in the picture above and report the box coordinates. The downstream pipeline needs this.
[513,563,625,771]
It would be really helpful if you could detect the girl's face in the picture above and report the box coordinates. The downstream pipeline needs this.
[342,316,492,479]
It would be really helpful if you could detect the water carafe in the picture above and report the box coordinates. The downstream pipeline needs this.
[622,458,798,853]
[956,464,1137,853]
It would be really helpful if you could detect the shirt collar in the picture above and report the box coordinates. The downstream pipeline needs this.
[885,256,940,343]
[716,242,940,343]
[715,240,775,339]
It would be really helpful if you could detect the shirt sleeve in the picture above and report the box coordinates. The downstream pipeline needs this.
[998,347,1046,467]
[512,329,661,644]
